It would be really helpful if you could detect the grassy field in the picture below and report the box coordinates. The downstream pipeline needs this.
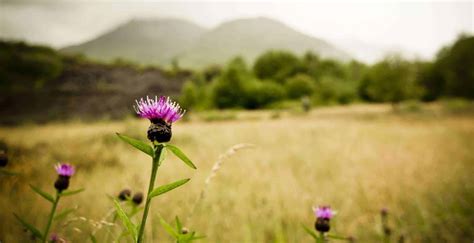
[1,104,473,242]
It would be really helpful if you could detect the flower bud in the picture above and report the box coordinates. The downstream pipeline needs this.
[181,227,189,234]
[315,217,330,233]
[54,176,70,192]
[0,151,7,167]
[381,208,389,217]
[132,192,144,205]
[147,119,172,143]
[118,189,132,201]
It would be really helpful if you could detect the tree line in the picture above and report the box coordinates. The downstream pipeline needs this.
[180,34,474,110]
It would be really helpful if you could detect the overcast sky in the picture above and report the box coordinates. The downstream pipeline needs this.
[1,0,472,60]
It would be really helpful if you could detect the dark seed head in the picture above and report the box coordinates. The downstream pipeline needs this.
[118,189,132,201]
[315,217,330,233]
[383,226,392,236]
[54,175,70,192]
[132,192,144,205]
[381,207,389,217]
[0,151,7,167]
[147,119,172,143]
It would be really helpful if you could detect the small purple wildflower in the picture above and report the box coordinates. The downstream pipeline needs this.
[55,163,75,177]
[314,206,334,219]
[134,96,185,123]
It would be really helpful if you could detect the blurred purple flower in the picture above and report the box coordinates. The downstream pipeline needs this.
[134,96,185,123]
[314,206,334,219]
[55,163,75,177]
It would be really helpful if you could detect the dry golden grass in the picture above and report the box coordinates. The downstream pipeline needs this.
[1,104,473,242]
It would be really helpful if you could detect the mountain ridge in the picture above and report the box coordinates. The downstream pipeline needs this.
[61,17,351,68]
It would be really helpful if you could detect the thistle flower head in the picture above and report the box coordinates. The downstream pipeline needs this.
[134,96,185,123]
[314,206,334,220]
[55,163,75,177]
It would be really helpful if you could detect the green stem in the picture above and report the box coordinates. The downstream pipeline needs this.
[318,232,326,243]
[137,145,163,243]
[43,192,60,243]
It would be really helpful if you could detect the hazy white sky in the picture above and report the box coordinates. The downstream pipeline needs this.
[1,0,472,59]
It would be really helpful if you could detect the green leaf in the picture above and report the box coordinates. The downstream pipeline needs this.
[13,213,43,239]
[29,184,54,203]
[113,199,137,241]
[159,216,178,238]
[89,234,98,243]
[157,146,167,164]
[175,216,182,232]
[302,224,318,240]
[54,208,76,221]
[60,188,85,197]
[327,234,349,240]
[116,133,153,157]
[165,144,196,169]
[149,178,191,198]
[0,169,19,176]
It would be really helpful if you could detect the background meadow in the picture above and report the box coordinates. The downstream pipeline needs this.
[1,1,474,242]
[1,104,473,242]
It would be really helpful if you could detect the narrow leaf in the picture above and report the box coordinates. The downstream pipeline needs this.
[116,133,153,157]
[13,213,43,239]
[89,234,98,243]
[113,199,137,241]
[175,216,182,232]
[159,217,178,238]
[149,178,190,198]
[0,169,19,176]
[29,184,54,203]
[166,144,196,169]
[60,188,85,197]
[327,234,349,240]
[54,208,76,221]
[302,224,318,240]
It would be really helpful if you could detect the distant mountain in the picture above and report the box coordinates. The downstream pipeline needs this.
[62,18,207,65]
[179,17,351,67]
[62,17,351,68]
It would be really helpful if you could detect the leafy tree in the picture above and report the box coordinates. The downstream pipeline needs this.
[243,81,286,109]
[431,35,474,99]
[361,55,423,107]
[253,50,303,83]
[212,57,250,108]
[180,81,199,110]
[285,74,315,99]
[314,76,358,105]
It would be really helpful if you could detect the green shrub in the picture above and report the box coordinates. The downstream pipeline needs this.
[285,74,315,99]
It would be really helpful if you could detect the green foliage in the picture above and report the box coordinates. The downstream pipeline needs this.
[314,76,358,105]
[212,57,250,108]
[425,35,474,99]
[116,133,154,157]
[113,199,138,241]
[165,144,197,169]
[285,74,315,99]
[180,81,199,110]
[253,50,303,83]
[0,41,62,90]
[361,55,423,104]
[148,178,191,198]
[243,81,286,109]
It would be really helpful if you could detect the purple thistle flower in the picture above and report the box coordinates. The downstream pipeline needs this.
[314,206,334,220]
[55,163,75,177]
[134,96,185,123]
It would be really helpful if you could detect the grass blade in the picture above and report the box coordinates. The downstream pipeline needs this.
[113,199,137,241]
[302,224,318,240]
[149,178,190,198]
[159,216,178,238]
[29,184,54,203]
[13,213,43,239]
[60,188,85,197]
[116,133,153,157]
[166,144,197,169]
